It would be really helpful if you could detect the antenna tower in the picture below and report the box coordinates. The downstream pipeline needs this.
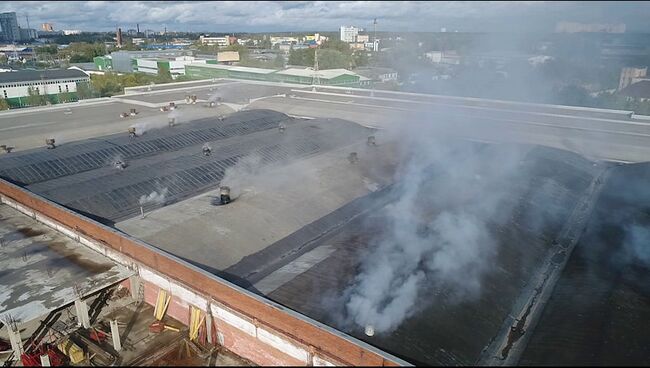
[373,18,378,51]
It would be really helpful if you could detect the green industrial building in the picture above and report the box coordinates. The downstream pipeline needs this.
[184,63,371,87]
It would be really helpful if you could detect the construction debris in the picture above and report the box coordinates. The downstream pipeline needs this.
[153,289,171,321]
[57,339,84,364]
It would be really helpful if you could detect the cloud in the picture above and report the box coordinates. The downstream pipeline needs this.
[0,1,648,33]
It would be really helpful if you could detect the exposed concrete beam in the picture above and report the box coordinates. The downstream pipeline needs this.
[74,299,90,329]
[7,323,24,360]
[110,319,122,351]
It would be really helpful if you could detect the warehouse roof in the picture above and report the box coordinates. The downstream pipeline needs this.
[187,63,278,74]
[0,69,89,84]
[276,68,369,80]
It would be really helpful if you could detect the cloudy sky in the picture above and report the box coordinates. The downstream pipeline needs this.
[1,1,648,33]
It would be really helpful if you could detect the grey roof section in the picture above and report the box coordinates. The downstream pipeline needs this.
[0,204,134,324]
[0,109,288,186]
[0,69,89,84]
[0,109,371,223]
[261,144,604,366]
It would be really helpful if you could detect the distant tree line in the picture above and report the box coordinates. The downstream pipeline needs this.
[287,39,371,70]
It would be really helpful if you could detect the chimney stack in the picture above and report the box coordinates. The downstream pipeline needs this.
[117,28,123,48]
[348,152,358,164]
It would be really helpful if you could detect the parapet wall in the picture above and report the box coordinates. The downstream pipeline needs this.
[0,179,407,366]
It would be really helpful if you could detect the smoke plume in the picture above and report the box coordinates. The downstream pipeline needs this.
[336,117,529,334]
[139,187,169,206]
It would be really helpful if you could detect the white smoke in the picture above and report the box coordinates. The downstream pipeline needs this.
[129,110,185,135]
[622,224,650,266]
[219,154,264,199]
[336,117,528,334]
[208,91,222,103]
[138,187,169,206]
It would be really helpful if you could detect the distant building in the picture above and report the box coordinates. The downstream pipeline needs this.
[217,51,240,64]
[340,26,360,43]
[41,23,54,32]
[304,33,327,45]
[0,45,35,61]
[18,28,38,41]
[270,36,298,46]
[126,29,137,36]
[619,67,647,90]
[555,21,625,33]
[184,64,371,87]
[94,49,192,73]
[356,34,369,43]
[354,67,398,83]
[0,69,90,108]
[135,55,216,78]
[62,30,82,35]
[131,38,146,46]
[364,40,379,52]
[0,12,20,42]
[199,35,231,47]
[425,50,461,65]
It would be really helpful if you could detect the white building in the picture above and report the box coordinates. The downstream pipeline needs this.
[135,56,216,78]
[270,36,299,46]
[340,26,360,43]
[62,29,82,35]
[0,69,90,106]
[425,50,461,65]
[199,35,230,47]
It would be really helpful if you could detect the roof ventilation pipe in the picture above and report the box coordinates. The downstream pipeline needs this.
[219,186,231,205]
[45,138,56,149]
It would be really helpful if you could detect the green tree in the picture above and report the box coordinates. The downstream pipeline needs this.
[36,45,58,55]
[321,39,351,55]
[76,82,93,99]
[260,39,272,49]
[26,87,47,107]
[317,49,351,69]
[272,53,285,68]
[0,98,9,110]
[288,48,315,66]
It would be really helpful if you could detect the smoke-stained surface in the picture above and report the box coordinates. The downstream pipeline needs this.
[266,127,603,364]
[520,162,650,365]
